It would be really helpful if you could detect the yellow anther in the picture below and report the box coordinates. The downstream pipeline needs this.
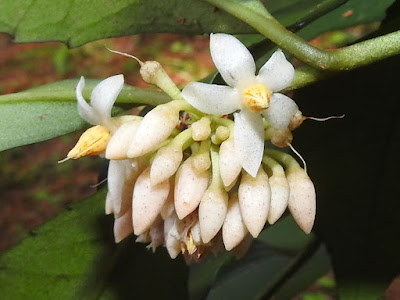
[242,83,271,112]
[186,232,197,255]
[67,125,111,159]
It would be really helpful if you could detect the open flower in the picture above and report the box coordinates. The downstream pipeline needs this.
[181,34,297,177]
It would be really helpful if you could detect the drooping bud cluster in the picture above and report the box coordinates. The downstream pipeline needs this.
[64,34,318,263]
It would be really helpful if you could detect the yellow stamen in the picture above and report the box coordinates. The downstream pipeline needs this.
[186,232,197,255]
[242,83,271,112]
[67,125,111,159]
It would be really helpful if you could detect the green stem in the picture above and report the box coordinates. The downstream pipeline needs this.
[262,155,285,177]
[264,149,301,171]
[170,127,193,149]
[209,145,223,189]
[203,0,400,71]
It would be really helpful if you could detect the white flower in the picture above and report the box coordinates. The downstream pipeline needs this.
[76,74,124,131]
[181,34,297,177]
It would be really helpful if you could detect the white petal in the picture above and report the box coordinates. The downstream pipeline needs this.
[262,93,298,129]
[174,157,210,220]
[105,120,141,160]
[257,49,294,92]
[113,208,133,243]
[181,82,240,115]
[90,74,124,122]
[233,109,264,177]
[219,138,242,188]
[222,193,248,251]
[148,216,164,252]
[210,33,256,89]
[132,167,170,235]
[76,76,100,125]
[238,168,271,237]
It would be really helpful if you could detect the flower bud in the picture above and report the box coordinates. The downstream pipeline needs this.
[199,186,229,243]
[113,208,133,243]
[127,102,180,158]
[107,159,141,218]
[174,157,210,219]
[267,175,289,224]
[222,193,248,251]
[160,185,175,220]
[238,167,271,238]
[67,125,110,159]
[150,145,183,186]
[132,167,170,235]
[106,119,141,160]
[286,167,316,234]
[215,125,230,142]
[219,138,242,188]
[191,151,211,174]
[191,117,211,141]
[263,156,290,224]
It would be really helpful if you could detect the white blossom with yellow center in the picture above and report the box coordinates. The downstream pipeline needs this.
[181,33,298,177]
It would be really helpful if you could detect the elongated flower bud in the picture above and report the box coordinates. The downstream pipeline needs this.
[219,138,242,188]
[263,156,289,225]
[107,159,141,218]
[199,187,229,243]
[238,167,271,238]
[222,193,248,250]
[150,145,183,186]
[286,167,315,234]
[114,208,133,243]
[106,119,141,160]
[191,117,211,141]
[132,167,170,235]
[127,102,181,158]
[174,157,210,219]
[264,149,316,234]
[150,128,192,186]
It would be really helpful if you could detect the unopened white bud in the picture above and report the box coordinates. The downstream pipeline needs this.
[132,167,170,235]
[106,119,141,160]
[286,167,316,234]
[174,157,210,219]
[113,208,133,243]
[191,117,211,141]
[160,185,175,220]
[150,145,183,186]
[222,193,248,251]
[238,167,271,238]
[191,151,211,174]
[127,102,180,158]
[219,138,242,188]
[263,156,289,224]
[199,187,228,243]
[215,126,230,142]
[107,159,141,218]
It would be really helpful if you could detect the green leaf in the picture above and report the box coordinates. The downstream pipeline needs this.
[297,0,397,40]
[0,0,255,47]
[0,188,188,299]
[0,79,170,152]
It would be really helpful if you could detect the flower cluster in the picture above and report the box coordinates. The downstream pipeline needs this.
[64,34,315,263]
